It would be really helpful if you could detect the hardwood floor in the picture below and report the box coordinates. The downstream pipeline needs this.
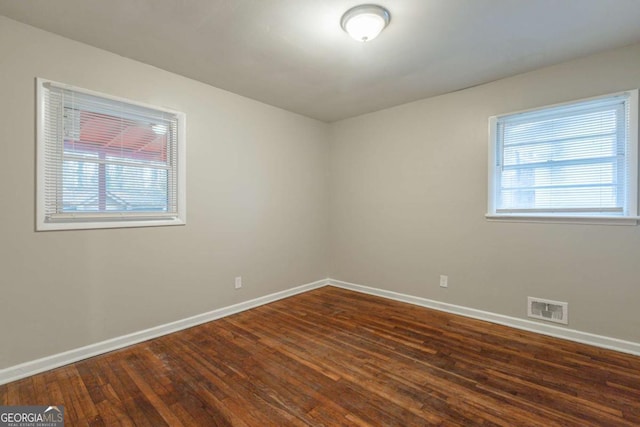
[2,286,640,426]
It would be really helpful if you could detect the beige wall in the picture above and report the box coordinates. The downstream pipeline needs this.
[0,16,329,369]
[329,42,640,343]
[3,14,640,370]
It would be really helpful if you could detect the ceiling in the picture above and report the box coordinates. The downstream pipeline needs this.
[1,1,640,122]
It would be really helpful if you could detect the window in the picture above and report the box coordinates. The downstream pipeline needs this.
[487,90,638,224]
[37,79,186,230]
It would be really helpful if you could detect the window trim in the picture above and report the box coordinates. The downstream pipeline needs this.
[486,90,639,225]
[36,78,187,231]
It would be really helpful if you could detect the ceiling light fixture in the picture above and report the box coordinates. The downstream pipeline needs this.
[341,4,390,42]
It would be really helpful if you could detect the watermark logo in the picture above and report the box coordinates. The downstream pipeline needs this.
[0,405,64,427]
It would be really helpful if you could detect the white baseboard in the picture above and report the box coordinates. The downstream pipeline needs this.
[328,278,640,357]
[0,278,329,386]
[3,276,638,386]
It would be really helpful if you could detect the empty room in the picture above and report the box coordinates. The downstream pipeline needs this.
[1,0,640,425]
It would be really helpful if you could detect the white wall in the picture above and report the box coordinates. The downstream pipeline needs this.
[0,16,329,369]
[329,43,640,343]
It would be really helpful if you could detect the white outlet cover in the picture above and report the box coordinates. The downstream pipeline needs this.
[439,275,448,288]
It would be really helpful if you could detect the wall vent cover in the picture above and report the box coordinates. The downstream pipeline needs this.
[527,297,568,324]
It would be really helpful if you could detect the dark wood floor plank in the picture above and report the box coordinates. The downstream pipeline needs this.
[1,286,639,426]
[119,358,186,427]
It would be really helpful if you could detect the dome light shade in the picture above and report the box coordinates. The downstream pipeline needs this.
[341,4,390,42]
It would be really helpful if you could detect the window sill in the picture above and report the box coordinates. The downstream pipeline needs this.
[485,214,639,226]
[37,217,186,231]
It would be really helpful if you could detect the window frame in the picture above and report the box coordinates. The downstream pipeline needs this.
[36,78,187,231]
[487,90,639,225]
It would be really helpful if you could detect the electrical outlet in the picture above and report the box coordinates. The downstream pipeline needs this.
[235,276,242,289]
[439,275,448,288]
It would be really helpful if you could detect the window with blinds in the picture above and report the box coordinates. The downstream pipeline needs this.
[488,90,638,224]
[37,79,186,230]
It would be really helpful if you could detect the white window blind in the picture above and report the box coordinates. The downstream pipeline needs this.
[37,79,186,230]
[488,91,638,222]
